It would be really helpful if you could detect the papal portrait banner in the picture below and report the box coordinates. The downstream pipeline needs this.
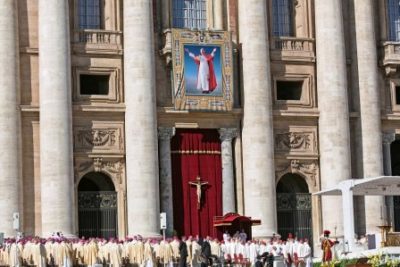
[171,29,234,111]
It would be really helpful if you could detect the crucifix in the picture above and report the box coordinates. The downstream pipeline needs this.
[189,176,209,209]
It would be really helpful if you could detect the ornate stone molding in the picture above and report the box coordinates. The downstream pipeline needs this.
[219,128,238,142]
[74,126,124,153]
[275,131,317,153]
[76,158,125,184]
[79,129,116,146]
[158,127,175,141]
[160,29,173,66]
[383,132,396,145]
[275,159,319,188]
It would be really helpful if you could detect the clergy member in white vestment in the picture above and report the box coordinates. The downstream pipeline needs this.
[248,241,258,266]
[32,238,46,267]
[144,240,154,267]
[236,241,246,261]
[171,237,181,261]
[301,239,312,267]
[9,241,21,267]
[223,231,231,243]
[292,239,299,267]
[107,239,122,267]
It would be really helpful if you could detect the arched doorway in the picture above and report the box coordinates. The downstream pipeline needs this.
[78,172,118,239]
[276,173,312,241]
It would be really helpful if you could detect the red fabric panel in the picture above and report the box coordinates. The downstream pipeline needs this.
[171,129,222,238]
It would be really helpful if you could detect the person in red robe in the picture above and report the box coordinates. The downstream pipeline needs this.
[321,230,335,264]
[185,47,217,93]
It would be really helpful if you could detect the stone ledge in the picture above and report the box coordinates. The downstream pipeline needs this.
[73,104,125,113]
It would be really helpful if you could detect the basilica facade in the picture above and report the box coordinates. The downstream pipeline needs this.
[1,0,400,252]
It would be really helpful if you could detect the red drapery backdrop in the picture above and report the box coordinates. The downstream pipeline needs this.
[171,129,222,238]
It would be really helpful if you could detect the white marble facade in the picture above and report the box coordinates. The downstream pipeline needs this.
[1,0,399,252]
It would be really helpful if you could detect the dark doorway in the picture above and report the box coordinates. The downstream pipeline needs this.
[391,140,400,231]
[276,173,312,242]
[78,172,118,239]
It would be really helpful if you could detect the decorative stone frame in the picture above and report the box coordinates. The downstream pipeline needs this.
[74,156,126,238]
[160,0,223,30]
[267,0,314,39]
[274,126,318,156]
[73,66,121,103]
[273,73,315,109]
[69,0,122,31]
[388,79,400,112]
[275,158,322,252]
[275,159,319,190]
[170,29,234,111]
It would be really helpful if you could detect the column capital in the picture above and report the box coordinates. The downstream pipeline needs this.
[219,128,238,142]
[383,132,396,145]
[158,127,175,141]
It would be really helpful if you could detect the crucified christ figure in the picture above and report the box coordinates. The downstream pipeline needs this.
[189,176,209,209]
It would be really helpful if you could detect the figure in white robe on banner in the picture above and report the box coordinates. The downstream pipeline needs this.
[184,48,218,94]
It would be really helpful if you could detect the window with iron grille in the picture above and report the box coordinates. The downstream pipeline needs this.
[78,0,103,29]
[172,0,207,30]
[272,0,294,37]
[388,0,400,41]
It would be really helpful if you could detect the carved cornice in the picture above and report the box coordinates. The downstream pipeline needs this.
[219,128,238,142]
[275,131,317,153]
[158,127,176,140]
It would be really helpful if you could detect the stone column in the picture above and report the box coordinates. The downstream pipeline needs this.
[238,0,277,237]
[39,0,75,236]
[315,0,351,235]
[383,133,395,226]
[124,0,160,237]
[158,127,175,237]
[219,128,238,214]
[213,0,224,30]
[0,0,21,237]
[354,0,385,234]
[354,0,387,233]
[382,133,395,176]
